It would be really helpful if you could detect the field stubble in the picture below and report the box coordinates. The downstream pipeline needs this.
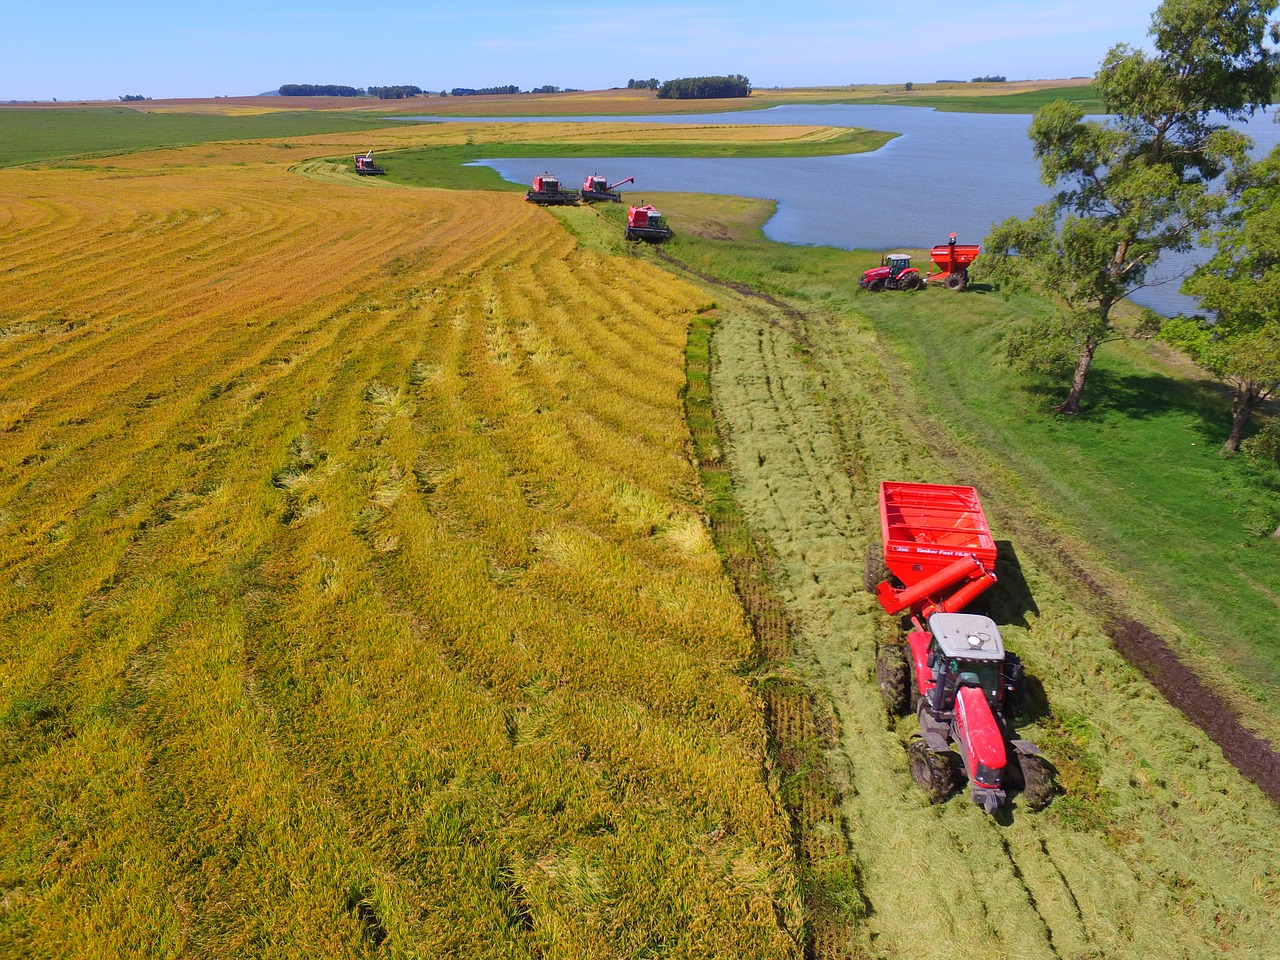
[0,147,803,956]
[653,239,1280,959]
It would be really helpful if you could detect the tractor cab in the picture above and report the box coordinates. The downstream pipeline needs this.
[885,254,911,279]
[918,612,1008,715]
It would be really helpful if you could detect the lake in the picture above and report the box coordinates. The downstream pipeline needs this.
[402,104,1280,316]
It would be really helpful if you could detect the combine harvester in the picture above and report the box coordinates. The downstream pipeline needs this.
[624,205,673,242]
[525,173,580,205]
[353,151,385,176]
[869,481,1056,814]
[580,174,634,203]
[859,234,980,292]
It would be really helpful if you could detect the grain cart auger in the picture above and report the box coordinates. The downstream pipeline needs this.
[625,204,673,242]
[868,481,1057,814]
[581,174,634,203]
[354,150,385,175]
[924,233,981,290]
[525,174,580,205]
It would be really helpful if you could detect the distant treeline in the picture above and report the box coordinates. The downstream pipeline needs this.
[971,75,1008,83]
[448,85,578,96]
[280,84,361,97]
[656,75,751,99]
[367,85,422,99]
[627,78,661,90]
[119,95,151,102]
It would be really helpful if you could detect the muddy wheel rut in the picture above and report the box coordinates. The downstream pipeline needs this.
[662,251,1280,959]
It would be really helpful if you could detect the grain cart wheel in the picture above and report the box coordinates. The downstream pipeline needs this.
[1014,753,1058,811]
[864,543,891,594]
[875,644,910,715]
[944,271,967,291]
[908,738,956,803]
[867,278,885,292]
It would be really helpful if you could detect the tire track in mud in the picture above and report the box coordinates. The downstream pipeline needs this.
[658,251,1274,958]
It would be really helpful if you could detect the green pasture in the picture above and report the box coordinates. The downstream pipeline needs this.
[0,108,395,167]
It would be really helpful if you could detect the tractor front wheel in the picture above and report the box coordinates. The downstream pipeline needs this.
[908,738,956,803]
[876,644,910,716]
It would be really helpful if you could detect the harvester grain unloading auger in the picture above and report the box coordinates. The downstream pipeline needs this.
[869,481,1058,814]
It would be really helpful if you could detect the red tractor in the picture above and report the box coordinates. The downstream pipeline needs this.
[625,204,673,242]
[581,174,634,203]
[859,234,980,292]
[868,481,1056,814]
[859,253,922,291]
[525,173,580,205]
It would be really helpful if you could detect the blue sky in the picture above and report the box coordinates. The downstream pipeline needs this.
[5,1,1160,101]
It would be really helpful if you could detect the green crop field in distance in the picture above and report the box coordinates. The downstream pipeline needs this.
[0,107,399,167]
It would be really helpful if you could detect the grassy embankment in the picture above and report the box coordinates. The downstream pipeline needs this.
[0,137,808,957]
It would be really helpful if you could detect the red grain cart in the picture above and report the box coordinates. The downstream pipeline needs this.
[924,233,980,290]
[871,481,997,617]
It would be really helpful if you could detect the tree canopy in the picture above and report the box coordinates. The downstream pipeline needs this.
[1164,146,1280,452]
[656,75,751,99]
[982,0,1280,415]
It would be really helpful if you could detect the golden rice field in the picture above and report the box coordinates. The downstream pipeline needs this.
[0,133,805,957]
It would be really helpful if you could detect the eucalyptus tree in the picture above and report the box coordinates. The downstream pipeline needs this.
[983,0,1280,415]
[1164,147,1280,453]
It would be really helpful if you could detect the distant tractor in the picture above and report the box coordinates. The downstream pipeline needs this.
[354,151,385,176]
[859,234,980,292]
[581,174,634,203]
[859,253,922,291]
[625,204,673,242]
[868,481,1057,814]
[525,173,580,205]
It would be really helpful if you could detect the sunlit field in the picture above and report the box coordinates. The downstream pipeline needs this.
[0,138,801,957]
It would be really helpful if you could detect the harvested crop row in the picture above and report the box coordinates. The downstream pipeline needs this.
[0,150,802,957]
[698,278,1280,959]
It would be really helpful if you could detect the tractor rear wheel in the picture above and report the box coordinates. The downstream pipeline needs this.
[944,271,967,291]
[899,274,922,291]
[867,278,885,293]
[908,738,956,803]
[1012,752,1058,811]
[864,543,890,594]
[876,643,910,715]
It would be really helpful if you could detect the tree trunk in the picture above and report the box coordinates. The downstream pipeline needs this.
[1220,385,1262,455]
[1056,335,1099,415]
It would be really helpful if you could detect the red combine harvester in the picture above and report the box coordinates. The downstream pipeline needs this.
[580,174,634,203]
[869,481,1056,814]
[525,173,580,205]
[353,151,385,176]
[625,204,673,242]
[858,234,979,292]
